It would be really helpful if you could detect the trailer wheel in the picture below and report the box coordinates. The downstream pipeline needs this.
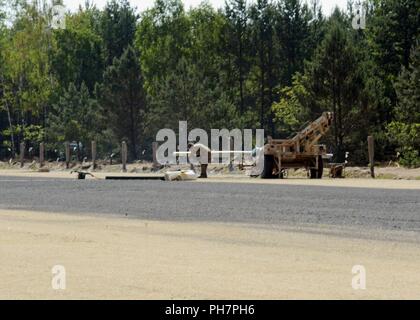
[261,155,276,179]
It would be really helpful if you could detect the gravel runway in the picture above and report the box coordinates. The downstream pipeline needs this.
[1,176,419,233]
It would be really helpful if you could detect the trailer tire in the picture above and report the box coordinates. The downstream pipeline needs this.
[261,155,275,179]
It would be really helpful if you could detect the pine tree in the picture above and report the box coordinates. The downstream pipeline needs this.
[249,0,277,133]
[100,0,138,65]
[276,0,312,86]
[49,82,101,159]
[51,10,104,93]
[306,12,363,161]
[387,45,420,166]
[225,0,250,115]
[97,46,146,160]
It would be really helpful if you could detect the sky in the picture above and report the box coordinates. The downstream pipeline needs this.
[62,0,348,16]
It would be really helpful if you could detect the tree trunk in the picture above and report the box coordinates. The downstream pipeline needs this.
[259,34,265,130]
[5,102,16,158]
[129,102,138,160]
[239,33,245,115]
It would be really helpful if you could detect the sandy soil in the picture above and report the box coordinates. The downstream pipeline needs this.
[1,209,420,300]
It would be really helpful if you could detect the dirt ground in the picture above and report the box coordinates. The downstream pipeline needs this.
[1,166,419,299]
[1,209,420,300]
[1,160,420,180]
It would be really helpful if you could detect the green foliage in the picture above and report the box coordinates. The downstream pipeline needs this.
[48,82,102,151]
[0,1,53,158]
[224,0,250,114]
[2,124,44,146]
[368,0,420,77]
[276,0,313,85]
[0,0,419,165]
[101,0,138,65]
[272,74,311,137]
[97,45,146,160]
[302,13,365,161]
[21,125,44,144]
[136,0,190,95]
[51,8,104,92]
[387,122,420,167]
[366,0,420,120]
[2,3,52,115]
[147,56,242,132]
[386,45,420,167]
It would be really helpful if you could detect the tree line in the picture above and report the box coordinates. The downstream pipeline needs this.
[0,0,419,166]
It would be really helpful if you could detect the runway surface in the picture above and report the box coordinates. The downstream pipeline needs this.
[1,176,419,233]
